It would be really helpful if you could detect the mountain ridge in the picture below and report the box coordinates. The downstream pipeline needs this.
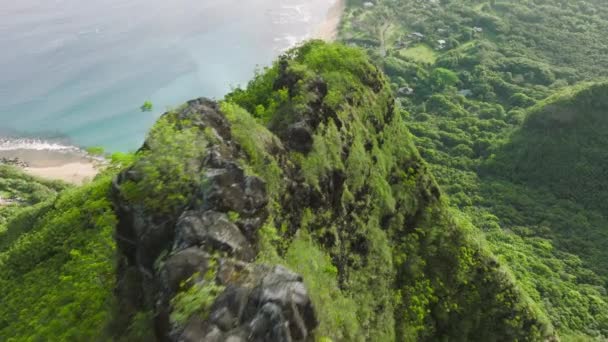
[0,41,555,341]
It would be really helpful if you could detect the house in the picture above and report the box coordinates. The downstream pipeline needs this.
[363,2,375,8]
[398,87,415,96]
[437,39,447,49]
[409,32,425,39]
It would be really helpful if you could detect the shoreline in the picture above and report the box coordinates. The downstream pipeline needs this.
[0,2,346,186]
[24,162,99,185]
[0,149,100,185]
[314,0,346,41]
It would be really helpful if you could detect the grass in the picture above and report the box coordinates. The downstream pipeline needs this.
[399,44,438,64]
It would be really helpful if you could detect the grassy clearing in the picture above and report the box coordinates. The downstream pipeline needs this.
[399,44,437,64]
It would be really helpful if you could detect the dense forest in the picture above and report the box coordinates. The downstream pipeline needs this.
[1,0,608,341]
[341,0,608,340]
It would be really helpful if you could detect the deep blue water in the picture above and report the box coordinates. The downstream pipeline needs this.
[0,0,335,151]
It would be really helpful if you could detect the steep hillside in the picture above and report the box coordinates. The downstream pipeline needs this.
[109,41,554,341]
[0,172,118,340]
[0,165,66,250]
[1,42,554,341]
[340,0,608,339]
[488,82,608,212]
[483,82,608,312]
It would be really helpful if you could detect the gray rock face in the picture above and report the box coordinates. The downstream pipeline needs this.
[175,210,254,261]
[111,98,317,341]
[202,164,268,216]
[160,247,209,295]
[285,121,314,153]
[182,264,317,342]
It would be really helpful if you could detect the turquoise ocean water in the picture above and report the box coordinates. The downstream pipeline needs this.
[0,0,336,152]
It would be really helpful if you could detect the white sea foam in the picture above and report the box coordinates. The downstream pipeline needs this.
[0,137,81,152]
[274,34,310,52]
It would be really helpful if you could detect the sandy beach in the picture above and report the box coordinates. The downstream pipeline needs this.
[0,149,99,185]
[315,0,346,41]
[24,162,98,185]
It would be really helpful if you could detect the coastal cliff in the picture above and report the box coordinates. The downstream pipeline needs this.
[108,41,553,341]
[0,42,554,341]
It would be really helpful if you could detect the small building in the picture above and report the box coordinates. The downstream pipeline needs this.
[437,39,447,49]
[363,2,374,8]
[409,32,425,40]
[398,87,415,96]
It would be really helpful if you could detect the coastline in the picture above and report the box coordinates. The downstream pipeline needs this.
[314,0,346,41]
[0,149,99,185]
[0,1,345,186]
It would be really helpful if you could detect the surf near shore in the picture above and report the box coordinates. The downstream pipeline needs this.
[314,0,346,41]
[0,138,99,185]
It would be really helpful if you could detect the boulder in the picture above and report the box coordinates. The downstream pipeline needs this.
[175,210,254,260]
[112,98,317,341]
[202,165,268,217]
[285,121,314,153]
[160,247,210,295]
[179,264,318,342]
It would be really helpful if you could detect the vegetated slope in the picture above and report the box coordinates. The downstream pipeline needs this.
[0,41,554,341]
[110,41,553,341]
[0,172,119,340]
[484,82,608,287]
[340,0,608,340]
[488,82,608,212]
[0,165,66,251]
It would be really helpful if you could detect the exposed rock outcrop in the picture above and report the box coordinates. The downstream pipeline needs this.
[110,42,555,342]
[112,98,317,341]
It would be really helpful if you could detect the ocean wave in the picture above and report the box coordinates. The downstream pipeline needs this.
[0,137,82,152]
[274,34,310,52]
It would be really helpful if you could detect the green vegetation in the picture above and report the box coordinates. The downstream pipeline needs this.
[120,116,207,215]
[0,165,66,237]
[86,146,105,156]
[0,172,118,340]
[170,267,225,325]
[342,0,608,339]
[226,41,553,341]
[140,100,153,112]
[4,0,608,339]
[399,44,437,64]
[257,224,360,340]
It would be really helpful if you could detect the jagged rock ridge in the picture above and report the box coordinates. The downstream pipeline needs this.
[112,99,317,341]
[110,41,555,341]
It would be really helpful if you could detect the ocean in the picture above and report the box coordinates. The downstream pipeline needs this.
[0,0,338,152]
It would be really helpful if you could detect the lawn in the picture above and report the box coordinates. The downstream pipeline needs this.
[399,44,438,64]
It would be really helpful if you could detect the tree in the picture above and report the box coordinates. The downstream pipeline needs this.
[140,101,153,112]
[430,68,459,91]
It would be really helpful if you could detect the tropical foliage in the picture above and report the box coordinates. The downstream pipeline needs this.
[342,0,608,339]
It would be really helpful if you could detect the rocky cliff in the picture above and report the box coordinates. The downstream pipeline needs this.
[108,41,555,341]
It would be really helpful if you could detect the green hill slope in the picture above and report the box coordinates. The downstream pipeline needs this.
[488,82,608,212]
[340,0,608,340]
[0,41,555,341]
[0,165,66,251]
[481,83,608,334]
